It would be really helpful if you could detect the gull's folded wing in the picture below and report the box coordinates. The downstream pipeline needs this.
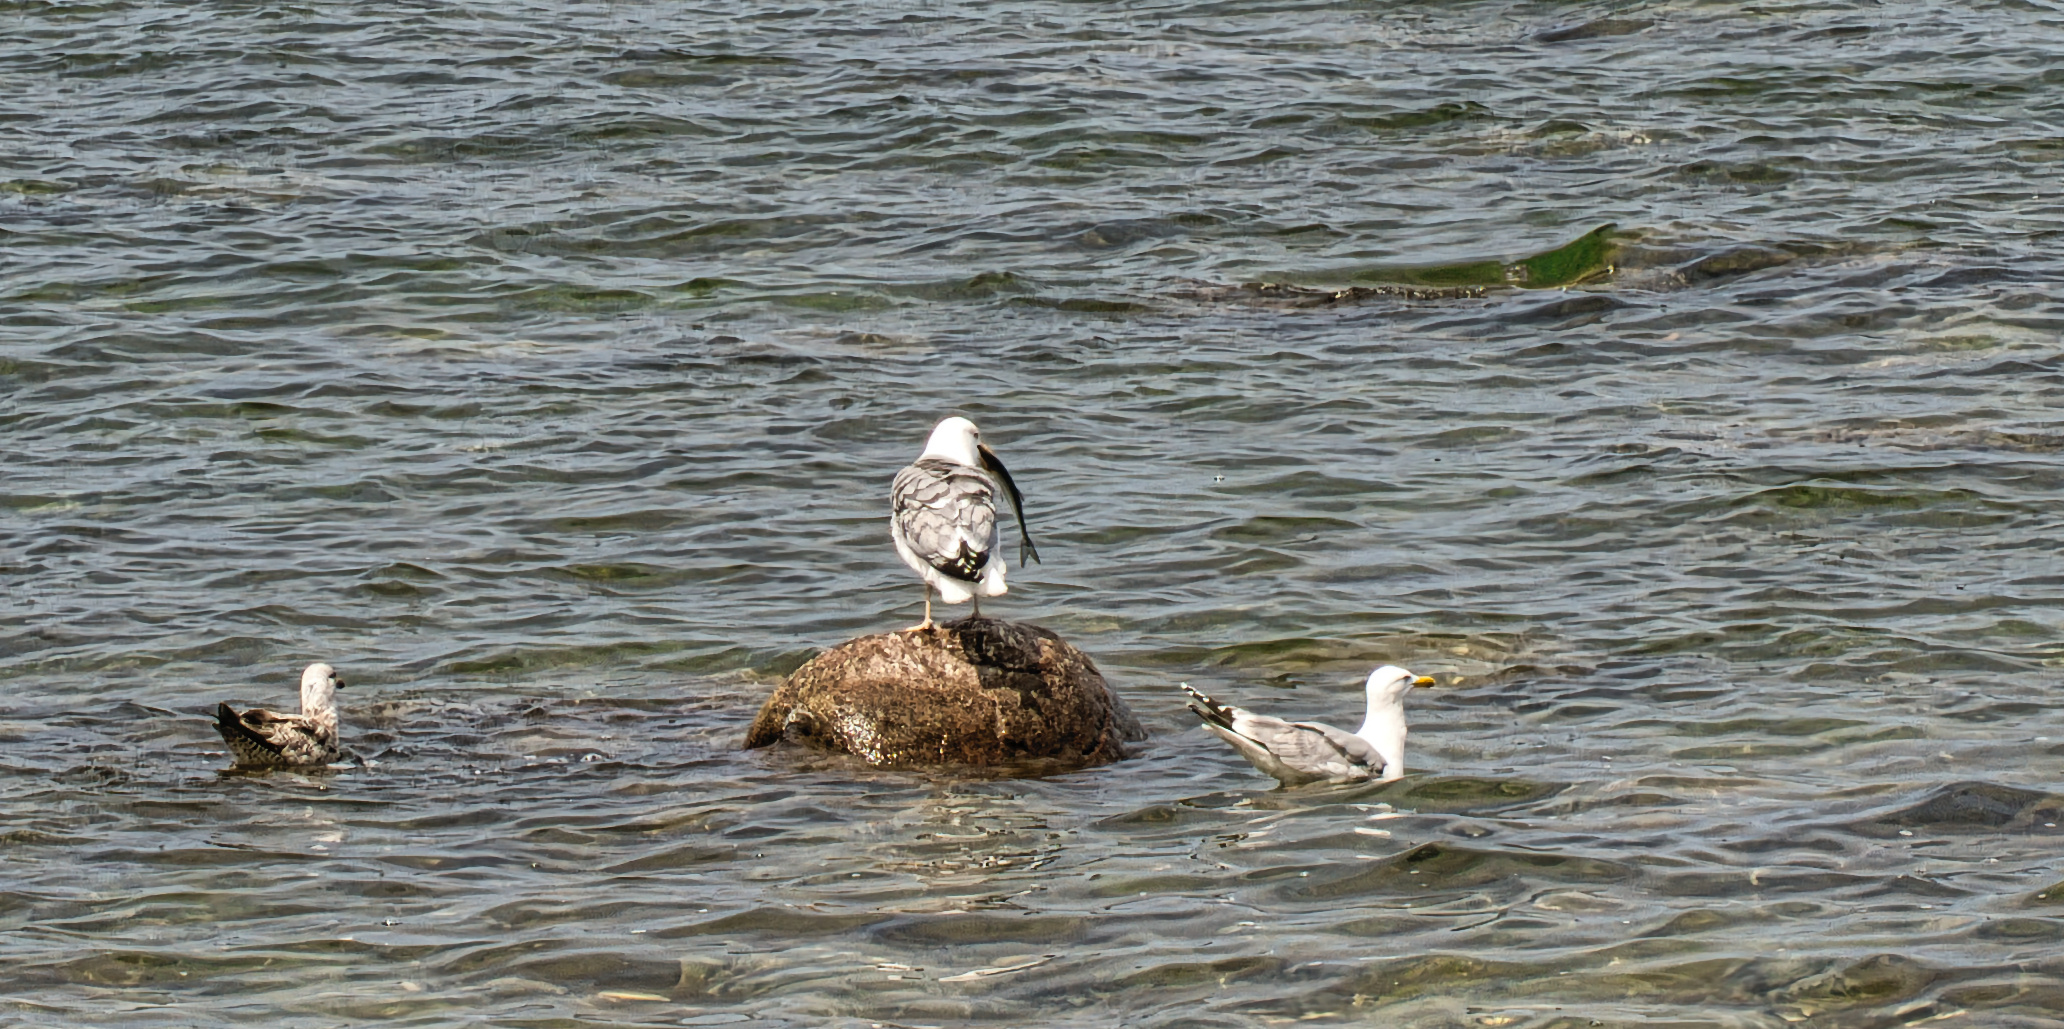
[892,459,999,581]
[1231,713,1376,779]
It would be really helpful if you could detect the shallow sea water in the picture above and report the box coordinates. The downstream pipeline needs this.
[6,0,2064,1025]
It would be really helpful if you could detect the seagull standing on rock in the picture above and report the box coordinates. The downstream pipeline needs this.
[890,416,1039,630]
[214,662,346,769]
[1182,665,1436,784]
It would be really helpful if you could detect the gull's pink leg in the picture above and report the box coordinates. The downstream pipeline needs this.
[904,584,934,632]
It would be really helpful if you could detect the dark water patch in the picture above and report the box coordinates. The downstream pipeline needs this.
[888,270,1040,301]
[874,913,1085,946]
[1093,803,1225,832]
[1639,906,1785,939]
[657,907,889,939]
[1848,782,2064,838]
[603,843,738,874]
[1775,954,1939,1019]
[1673,716,1868,738]
[1338,776,1569,815]
[1506,291,1626,326]
[1337,100,1496,134]
[1083,872,1221,899]
[530,510,693,534]
[1975,917,2064,942]
[1205,515,1362,548]
[1677,245,1798,284]
[499,951,698,995]
[1676,158,1798,186]
[1655,869,1873,897]
[1180,280,1493,306]
[1110,954,1287,989]
[1734,483,1992,513]
[1417,425,1526,448]
[1325,952,1558,1006]
[1281,842,1635,901]
[15,948,306,989]
[1537,19,1654,43]
[1007,294,1156,315]
[432,640,789,678]
[1074,219,1189,250]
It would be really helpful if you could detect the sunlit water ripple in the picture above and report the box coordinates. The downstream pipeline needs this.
[5,0,2064,1026]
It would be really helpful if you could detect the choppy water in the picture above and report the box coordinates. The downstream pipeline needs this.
[6,0,2064,1025]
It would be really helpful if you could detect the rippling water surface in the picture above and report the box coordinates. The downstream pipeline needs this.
[7,0,2064,1025]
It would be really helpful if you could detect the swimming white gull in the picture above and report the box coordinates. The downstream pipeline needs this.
[890,416,1039,629]
[1182,665,1435,784]
[215,662,346,768]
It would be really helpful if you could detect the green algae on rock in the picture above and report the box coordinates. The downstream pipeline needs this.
[1201,224,1620,306]
[1345,223,1619,290]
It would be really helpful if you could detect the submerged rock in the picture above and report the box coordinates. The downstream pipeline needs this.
[744,617,1146,771]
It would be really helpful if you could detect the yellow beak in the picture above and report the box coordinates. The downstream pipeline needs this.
[1412,676,1436,688]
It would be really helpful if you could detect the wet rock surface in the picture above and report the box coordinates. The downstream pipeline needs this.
[745,618,1146,770]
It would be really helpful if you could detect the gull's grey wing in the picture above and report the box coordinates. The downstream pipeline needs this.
[1185,683,1372,782]
[1229,713,1378,779]
[892,457,999,582]
[1289,721,1382,766]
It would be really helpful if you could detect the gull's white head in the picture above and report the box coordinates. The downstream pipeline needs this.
[1364,664,1435,707]
[920,416,983,467]
[1358,664,1434,780]
[300,662,344,713]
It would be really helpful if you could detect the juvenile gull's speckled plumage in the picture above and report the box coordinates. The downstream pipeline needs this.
[1183,665,1435,785]
[215,662,345,769]
[890,416,1038,629]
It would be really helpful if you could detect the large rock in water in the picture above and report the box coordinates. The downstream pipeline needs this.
[744,617,1147,770]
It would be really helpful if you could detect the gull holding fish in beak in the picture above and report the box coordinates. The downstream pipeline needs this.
[890,416,1040,629]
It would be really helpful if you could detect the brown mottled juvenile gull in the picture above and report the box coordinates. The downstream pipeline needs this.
[1182,665,1435,785]
[890,416,1039,630]
[215,662,345,768]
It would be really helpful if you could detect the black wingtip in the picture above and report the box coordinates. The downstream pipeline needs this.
[1180,684,1236,730]
[214,702,282,759]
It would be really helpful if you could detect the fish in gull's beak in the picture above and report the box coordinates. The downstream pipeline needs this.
[977,442,1041,565]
